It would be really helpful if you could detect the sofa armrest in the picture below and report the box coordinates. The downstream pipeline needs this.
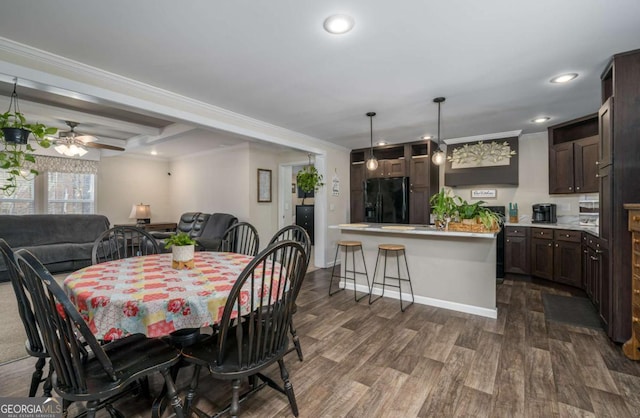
[196,238,222,252]
[150,231,175,240]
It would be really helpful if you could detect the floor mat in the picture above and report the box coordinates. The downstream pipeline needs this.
[542,293,603,330]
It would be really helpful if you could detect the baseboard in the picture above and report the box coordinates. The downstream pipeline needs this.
[340,282,498,319]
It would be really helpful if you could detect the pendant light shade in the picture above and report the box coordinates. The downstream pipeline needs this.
[366,112,379,171]
[431,97,446,166]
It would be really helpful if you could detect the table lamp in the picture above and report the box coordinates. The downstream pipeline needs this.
[129,203,151,225]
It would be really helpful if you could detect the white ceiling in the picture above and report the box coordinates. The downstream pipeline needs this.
[0,0,639,156]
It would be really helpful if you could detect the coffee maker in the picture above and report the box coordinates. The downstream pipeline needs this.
[532,203,557,223]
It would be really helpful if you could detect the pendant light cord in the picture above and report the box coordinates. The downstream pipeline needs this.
[370,114,373,151]
[437,100,441,149]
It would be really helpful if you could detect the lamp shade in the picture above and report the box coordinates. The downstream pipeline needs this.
[129,203,151,224]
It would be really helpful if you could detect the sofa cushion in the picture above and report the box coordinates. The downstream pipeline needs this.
[22,242,94,266]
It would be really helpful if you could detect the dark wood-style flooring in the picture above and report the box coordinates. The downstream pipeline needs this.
[1,269,640,417]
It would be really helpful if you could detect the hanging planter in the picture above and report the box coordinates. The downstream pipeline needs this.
[0,80,57,196]
[1,127,31,145]
[296,154,324,206]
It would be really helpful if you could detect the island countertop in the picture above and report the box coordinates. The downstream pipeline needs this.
[329,223,498,239]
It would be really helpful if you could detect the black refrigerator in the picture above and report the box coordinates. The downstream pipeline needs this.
[364,177,409,224]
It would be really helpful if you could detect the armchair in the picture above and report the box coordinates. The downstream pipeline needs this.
[151,212,210,251]
[195,213,238,251]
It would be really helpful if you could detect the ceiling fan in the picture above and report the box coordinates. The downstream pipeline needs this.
[52,121,125,156]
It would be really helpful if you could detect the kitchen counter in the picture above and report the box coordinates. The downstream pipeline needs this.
[504,221,598,236]
[330,223,498,319]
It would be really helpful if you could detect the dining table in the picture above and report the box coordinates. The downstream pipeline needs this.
[63,251,280,341]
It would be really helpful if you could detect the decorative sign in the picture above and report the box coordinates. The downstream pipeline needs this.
[332,171,340,196]
[449,140,516,169]
[471,189,497,199]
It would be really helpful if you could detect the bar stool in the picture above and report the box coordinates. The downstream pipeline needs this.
[369,243,414,311]
[329,240,371,301]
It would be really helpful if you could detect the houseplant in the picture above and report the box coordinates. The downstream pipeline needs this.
[429,188,457,229]
[164,232,196,269]
[0,109,57,196]
[296,165,324,205]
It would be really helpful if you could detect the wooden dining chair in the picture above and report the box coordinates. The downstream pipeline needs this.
[0,239,52,397]
[220,222,260,256]
[182,240,308,417]
[268,225,311,361]
[92,225,160,264]
[15,249,185,418]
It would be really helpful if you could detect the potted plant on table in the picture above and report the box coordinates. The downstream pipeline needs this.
[296,164,324,205]
[429,188,457,229]
[165,232,196,270]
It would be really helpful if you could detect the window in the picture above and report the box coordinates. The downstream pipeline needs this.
[0,171,35,214]
[0,155,98,215]
[47,172,95,214]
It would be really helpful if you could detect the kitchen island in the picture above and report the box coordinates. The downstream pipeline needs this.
[329,223,499,318]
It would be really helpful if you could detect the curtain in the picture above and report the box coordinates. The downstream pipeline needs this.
[31,155,99,174]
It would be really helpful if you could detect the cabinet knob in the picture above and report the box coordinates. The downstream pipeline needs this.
[591,256,599,261]
[634,239,640,244]
[595,249,604,254]
[576,187,580,190]
[506,239,510,243]
[596,173,600,178]
[565,234,570,238]
[595,161,600,165]
[569,187,573,190]
[514,230,518,233]
[555,244,559,247]
[583,250,588,254]
[548,243,552,247]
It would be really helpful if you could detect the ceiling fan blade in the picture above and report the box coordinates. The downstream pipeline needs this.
[83,142,125,151]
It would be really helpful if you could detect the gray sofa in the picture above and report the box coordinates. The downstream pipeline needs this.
[0,214,110,282]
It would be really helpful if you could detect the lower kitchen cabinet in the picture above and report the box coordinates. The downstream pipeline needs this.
[553,229,582,287]
[505,226,530,274]
[530,228,554,280]
[584,235,610,328]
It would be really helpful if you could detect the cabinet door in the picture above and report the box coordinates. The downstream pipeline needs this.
[597,246,610,327]
[554,240,582,287]
[505,235,530,274]
[598,97,613,168]
[531,237,554,280]
[598,165,612,245]
[350,163,365,223]
[386,159,406,177]
[574,136,599,193]
[295,206,314,244]
[409,156,430,224]
[549,143,575,193]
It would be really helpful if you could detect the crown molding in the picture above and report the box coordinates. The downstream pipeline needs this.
[0,37,350,155]
[443,130,522,145]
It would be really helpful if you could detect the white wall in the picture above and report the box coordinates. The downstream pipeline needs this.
[168,143,250,221]
[441,132,592,220]
[97,155,171,225]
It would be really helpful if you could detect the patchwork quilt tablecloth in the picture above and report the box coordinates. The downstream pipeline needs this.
[64,252,279,340]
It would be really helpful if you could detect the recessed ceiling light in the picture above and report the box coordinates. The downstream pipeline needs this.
[421,135,433,140]
[150,150,158,156]
[323,15,355,34]
[550,73,578,84]
[376,141,387,146]
[532,117,550,123]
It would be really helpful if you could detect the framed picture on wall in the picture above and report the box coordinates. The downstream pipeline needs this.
[257,169,272,202]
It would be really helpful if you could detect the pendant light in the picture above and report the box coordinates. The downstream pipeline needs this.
[366,112,379,171]
[431,97,446,166]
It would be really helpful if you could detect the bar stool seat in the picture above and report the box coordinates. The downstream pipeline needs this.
[369,243,414,311]
[329,240,371,301]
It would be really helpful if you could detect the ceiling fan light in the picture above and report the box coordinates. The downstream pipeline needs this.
[77,147,88,157]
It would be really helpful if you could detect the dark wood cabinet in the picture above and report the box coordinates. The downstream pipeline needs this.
[553,229,582,287]
[584,235,609,328]
[530,228,554,280]
[295,205,314,245]
[599,49,640,342]
[350,140,439,225]
[350,151,365,223]
[505,226,530,274]
[548,114,599,194]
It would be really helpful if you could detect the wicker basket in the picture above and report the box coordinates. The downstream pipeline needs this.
[447,221,499,233]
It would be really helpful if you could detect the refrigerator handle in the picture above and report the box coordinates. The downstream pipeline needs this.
[377,193,382,223]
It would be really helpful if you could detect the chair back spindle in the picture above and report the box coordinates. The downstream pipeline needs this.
[92,226,160,264]
[221,222,259,256]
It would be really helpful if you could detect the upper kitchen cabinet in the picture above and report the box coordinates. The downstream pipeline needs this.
[369,145,406,178]
[598,48,640,343]
[548,114,599,194]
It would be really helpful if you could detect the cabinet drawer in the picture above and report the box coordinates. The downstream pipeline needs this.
[629,210,640,232]
[505,226,527,237]
[554,229,581,242]
[531,228,553,240]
